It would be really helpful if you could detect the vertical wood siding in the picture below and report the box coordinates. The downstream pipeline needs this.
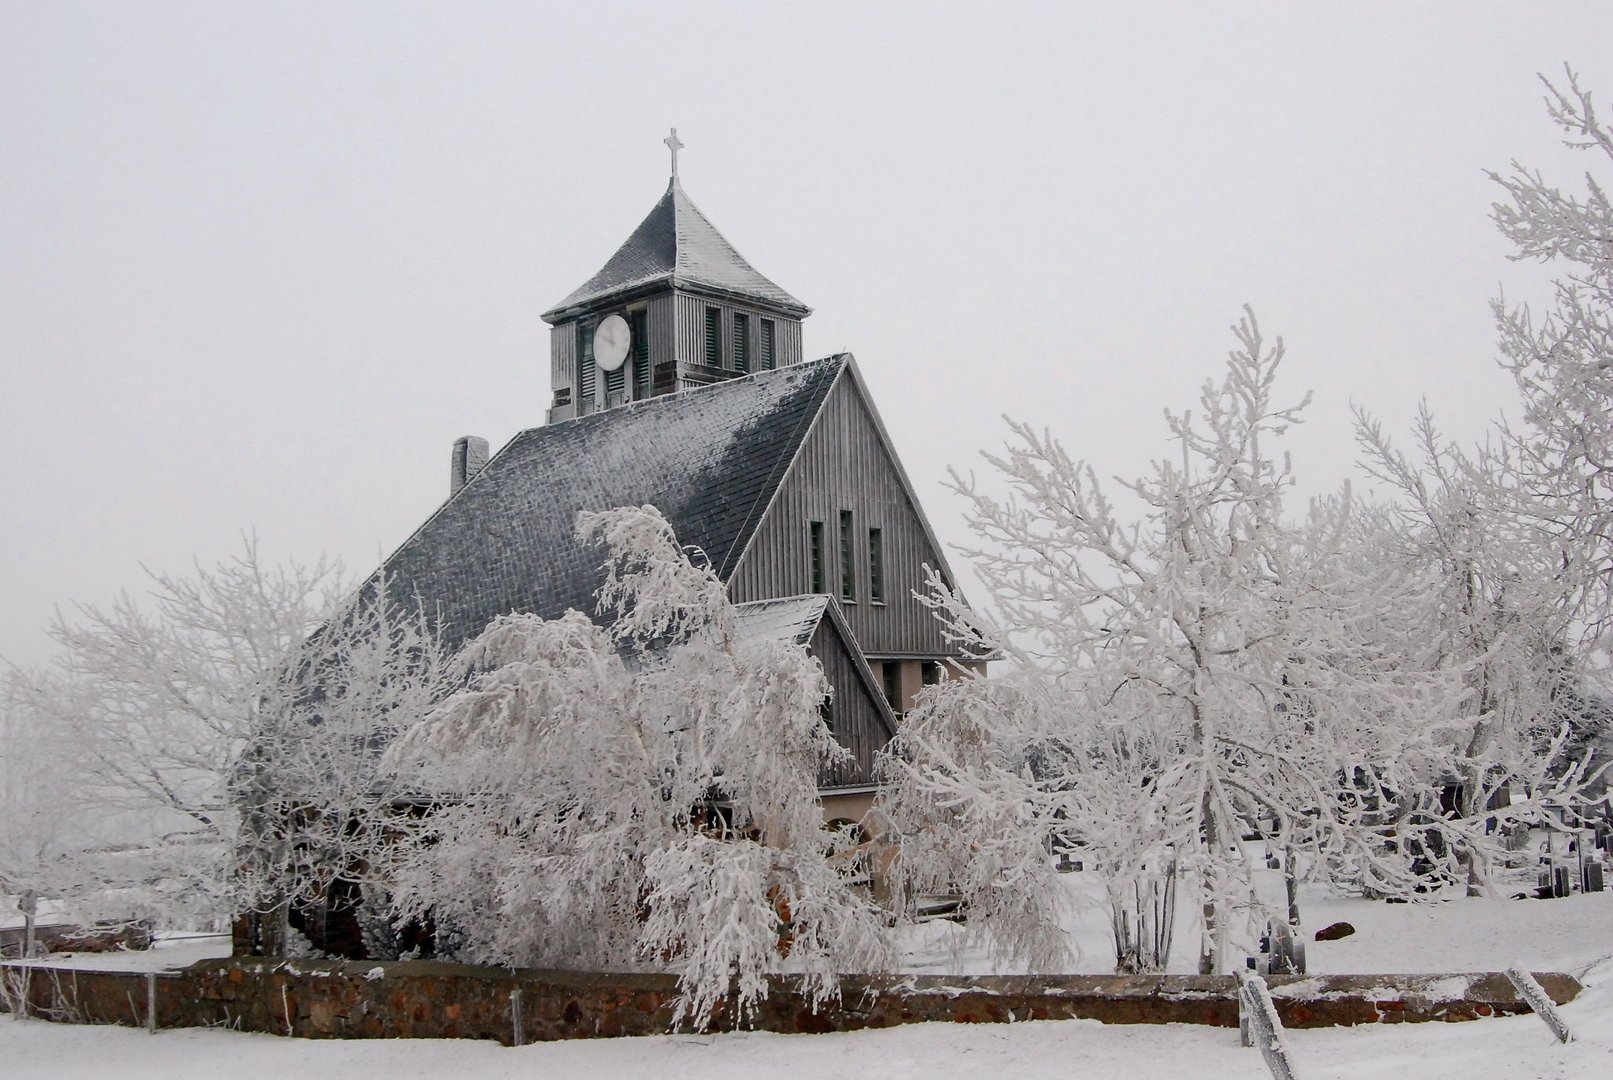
[550,321,577,396]
[812,617,889,788]
[672,291,803,372]
[674,292,710,365]
[776,319,803,367]
[728,374,954,658]
[554,292,800,415]
[646,294,675,396]
[546,322,580,420]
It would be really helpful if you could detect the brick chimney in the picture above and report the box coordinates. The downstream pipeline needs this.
[450,436,489,495]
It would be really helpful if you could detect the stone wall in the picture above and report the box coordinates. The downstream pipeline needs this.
[0,958,1582,1044]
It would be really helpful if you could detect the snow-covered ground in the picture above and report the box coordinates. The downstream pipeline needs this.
[897,869,1613,978]
[2,932,231,972]
[5,886,1612,1079]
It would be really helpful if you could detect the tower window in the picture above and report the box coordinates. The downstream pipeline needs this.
[733,312,749,373]
[576,320,596,409]
[760,319,775,370]
[704,307,721,367]
[868,527,884,603]
[809,521,825,593]
[839,510,855,602]
[631,309,650,400]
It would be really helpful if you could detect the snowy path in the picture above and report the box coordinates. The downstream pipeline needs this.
[3,984,1610,1080]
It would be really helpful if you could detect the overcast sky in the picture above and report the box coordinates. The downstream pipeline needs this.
[3,2,1611,667]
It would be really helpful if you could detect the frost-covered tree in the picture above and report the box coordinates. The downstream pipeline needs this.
[1331,70,1613,893]
[881,311,1482,975]
[6,541,446,946]
[1353,407,1603,894]
[383,505,891,1029]
[0,688,84,956]
[1491,67,1613,636]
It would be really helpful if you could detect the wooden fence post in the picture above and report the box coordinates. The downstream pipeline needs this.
[1238,972,1301,1080]
[1505,967,1574,1043]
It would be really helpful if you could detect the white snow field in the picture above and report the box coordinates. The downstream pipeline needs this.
[5,889,1612,1079]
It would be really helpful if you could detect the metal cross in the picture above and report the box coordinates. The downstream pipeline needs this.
[664,127,684,180]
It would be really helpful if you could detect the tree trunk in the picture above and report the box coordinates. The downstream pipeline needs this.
[20,889,38,959]
[1199,793,1222,975]
[1284,844,1301,928]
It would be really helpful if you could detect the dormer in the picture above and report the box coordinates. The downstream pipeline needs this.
[541,131,811,423]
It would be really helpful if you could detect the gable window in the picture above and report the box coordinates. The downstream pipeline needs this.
[809,520,825,593]
[576,320,596,411]
[839,510,855,602]
[631,308,650,400]
[733,312,749,373]
[760,319,775,370]
[868,527,884,603]
[704,306,721,367]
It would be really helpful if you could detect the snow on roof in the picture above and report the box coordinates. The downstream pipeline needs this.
[543,180,810,321]
[733,595,830,647]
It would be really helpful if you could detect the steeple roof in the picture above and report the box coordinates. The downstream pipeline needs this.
[542,180,811,323]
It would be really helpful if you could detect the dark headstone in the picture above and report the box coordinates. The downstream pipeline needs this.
[1314,921,1356,942]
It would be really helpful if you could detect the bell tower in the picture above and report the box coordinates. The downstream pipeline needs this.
[542,130,812,423]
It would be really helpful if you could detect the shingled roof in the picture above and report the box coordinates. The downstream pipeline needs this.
[382,355,846,652]
[542,180,811,322]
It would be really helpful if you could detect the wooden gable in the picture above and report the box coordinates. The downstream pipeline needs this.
[735,593,897,791]
[811,600,898,790]
[726,360,962,660]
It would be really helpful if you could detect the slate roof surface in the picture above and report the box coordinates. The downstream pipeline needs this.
[383,355,846,653]
[543,180,810,320]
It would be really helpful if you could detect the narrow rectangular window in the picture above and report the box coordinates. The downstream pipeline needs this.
[868,527,884,603]
[733,312,749,373]
[760,319,775,370]
[809,521,825,593]
[882,661,901,712]
[839,510,855,602]
[704,306,721,366]
[576,320,595,408]
[631,309,650,399]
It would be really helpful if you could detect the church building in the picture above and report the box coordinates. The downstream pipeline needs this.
[378,133,973,824]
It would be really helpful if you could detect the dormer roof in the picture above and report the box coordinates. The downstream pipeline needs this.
[542,180,811,323]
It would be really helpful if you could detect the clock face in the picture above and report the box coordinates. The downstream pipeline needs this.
[594,314,631,372]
